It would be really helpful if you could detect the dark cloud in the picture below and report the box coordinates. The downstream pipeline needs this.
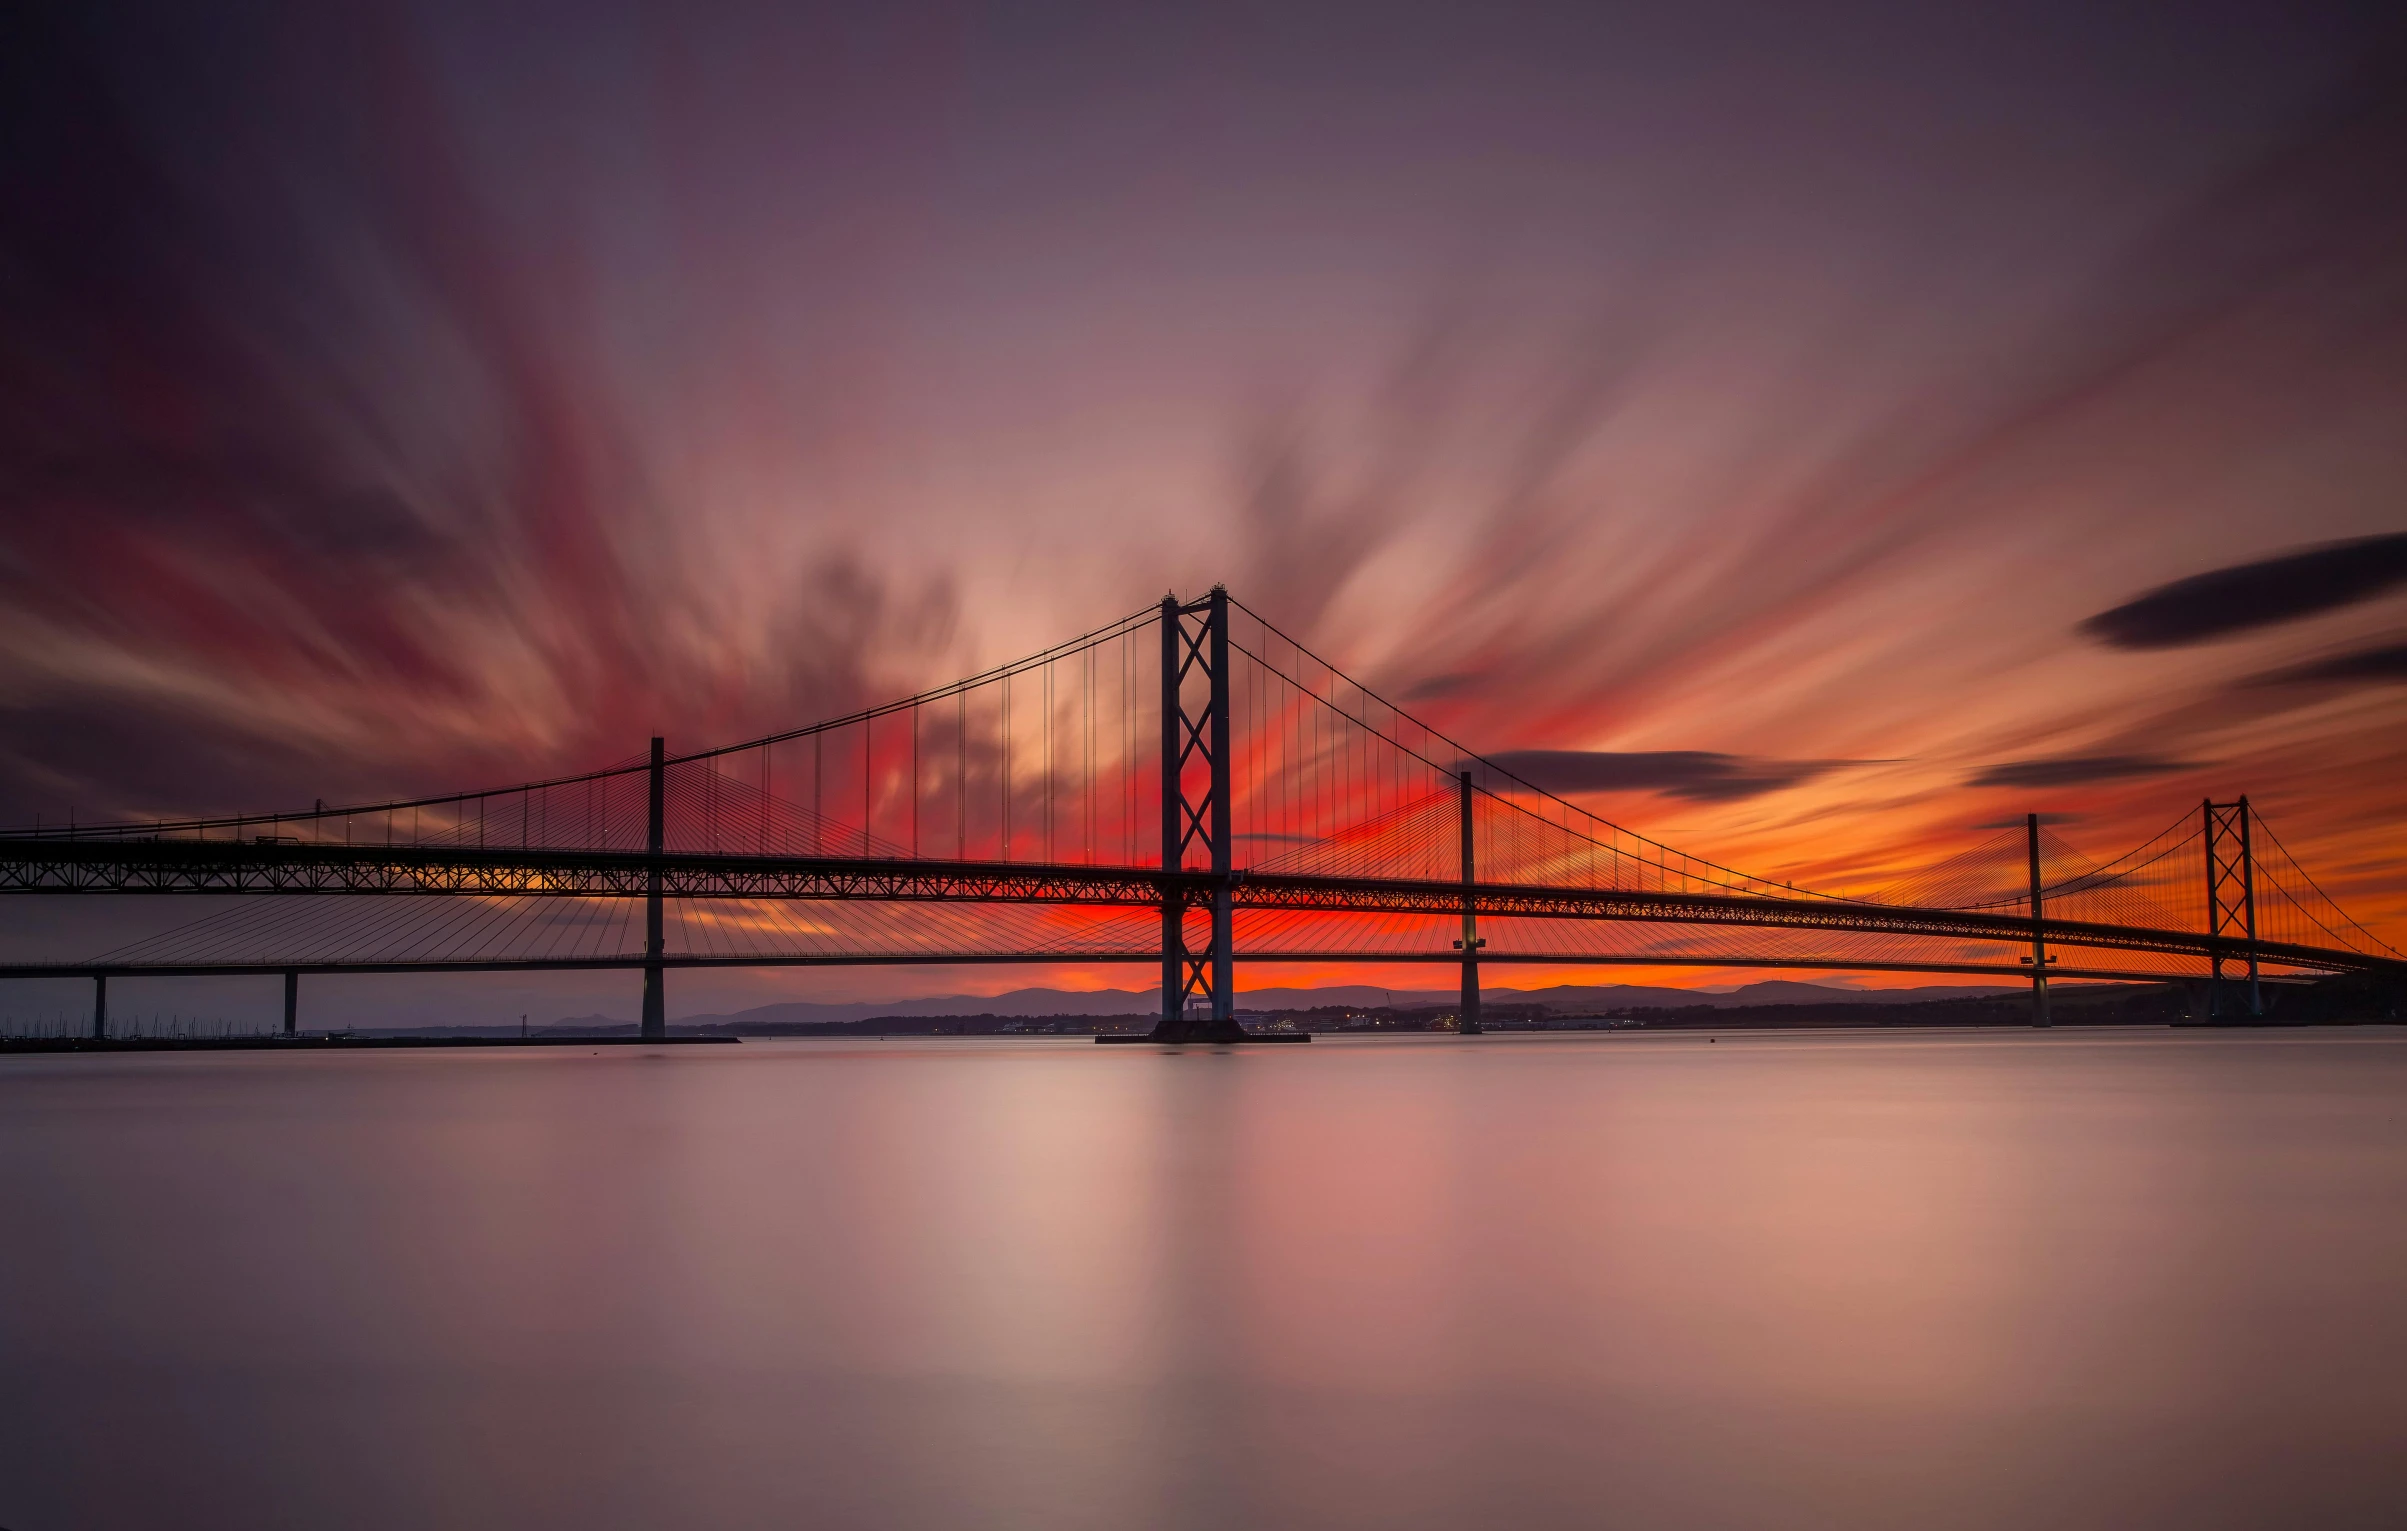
[2078,534,2407,650]
[2244,640,2407,687]
[0,4,960,822]
[1487,749,1840,803]
[1967,755,2191,789]
[0,697,391,823]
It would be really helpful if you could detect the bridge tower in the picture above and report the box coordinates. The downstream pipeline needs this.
[2025,813,2051,1027]
[642,736,666,1039]
[2203,797,2262,1020]
[1152,588,1241,1043]
[1457,770,1484,1034]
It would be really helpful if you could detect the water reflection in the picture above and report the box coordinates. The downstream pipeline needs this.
[4,1030,2404,1529]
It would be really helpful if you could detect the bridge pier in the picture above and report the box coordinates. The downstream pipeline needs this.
[283,970,299,1036]
[92,973,106,1040]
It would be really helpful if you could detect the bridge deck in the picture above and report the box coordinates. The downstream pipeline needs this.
[0,840,2389,983]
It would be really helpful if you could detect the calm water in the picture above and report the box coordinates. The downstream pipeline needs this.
[5,1029,2406,1530]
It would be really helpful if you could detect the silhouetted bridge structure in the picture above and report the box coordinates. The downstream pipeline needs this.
[5,591,2400,1041]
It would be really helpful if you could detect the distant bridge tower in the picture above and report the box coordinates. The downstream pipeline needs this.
[2203,797,2262,1020]
[2026,812,2051,1028]
[1153,588,1241,1043]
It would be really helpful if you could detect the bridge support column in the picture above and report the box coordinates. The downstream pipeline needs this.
[2026,813,2050,1028]
[1160,883,1185,1032]
[2204,800,2222,1019]
[1148,589,1244,1044]
[2239,795,2262,1018]
[643,735,666,1040]
[1458,770,1483,1035]
[92,974,106,1040]
[1209,589,1234,1028]
[283,970,298,1036]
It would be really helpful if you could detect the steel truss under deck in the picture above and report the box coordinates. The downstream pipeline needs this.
[2,835,2396,982]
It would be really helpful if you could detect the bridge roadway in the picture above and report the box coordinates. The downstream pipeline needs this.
[1,837,2392,985]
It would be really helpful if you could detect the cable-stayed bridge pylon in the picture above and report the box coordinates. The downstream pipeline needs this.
[4,587,2401,1040]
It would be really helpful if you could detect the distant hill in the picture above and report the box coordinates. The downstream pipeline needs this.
[363,972,2404,1038]
[1476,980,2025,1012]
[582,979,2023,1031]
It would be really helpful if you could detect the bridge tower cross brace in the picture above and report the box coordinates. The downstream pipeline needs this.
[2202,797,2262,1020]
[1153,588,1242,1043]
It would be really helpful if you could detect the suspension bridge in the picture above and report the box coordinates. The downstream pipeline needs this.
[3,589,2400,1043]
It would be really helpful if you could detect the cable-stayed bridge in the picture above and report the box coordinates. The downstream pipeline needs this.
[4,589,2400,1042]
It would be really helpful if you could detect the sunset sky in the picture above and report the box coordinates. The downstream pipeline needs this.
[5,1,2405,1013]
